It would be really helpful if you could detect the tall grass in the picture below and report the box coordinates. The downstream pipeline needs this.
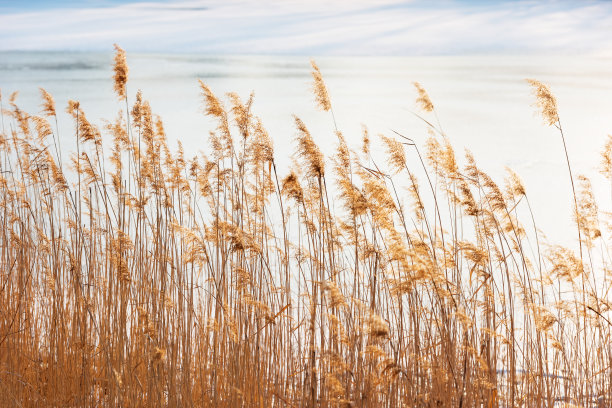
[1,46,611,407]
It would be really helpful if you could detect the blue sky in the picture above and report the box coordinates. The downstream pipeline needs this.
[1,0,611,55]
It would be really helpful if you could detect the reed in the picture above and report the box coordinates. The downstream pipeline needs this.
[0,47,611,407]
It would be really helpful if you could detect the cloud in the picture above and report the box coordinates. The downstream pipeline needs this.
[1,0,611,55]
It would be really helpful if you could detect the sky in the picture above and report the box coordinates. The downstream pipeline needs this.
[1,0,611,55]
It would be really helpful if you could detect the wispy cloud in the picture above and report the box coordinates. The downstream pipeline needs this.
[1,0,611,55]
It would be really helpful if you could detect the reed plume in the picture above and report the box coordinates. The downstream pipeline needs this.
[413,81,434,112]
[39,87,56,117]
[113,44,128,99]
[526,78,558,126]
[310,59,331,112]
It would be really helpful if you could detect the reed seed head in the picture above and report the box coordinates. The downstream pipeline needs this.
[526,78,558,126]
[310,59,331,112]
[413,82,434,112]
[113,44,128,100]
[39,88,56,117]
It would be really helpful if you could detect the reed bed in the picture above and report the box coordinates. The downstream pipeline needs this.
[1,46,611,407]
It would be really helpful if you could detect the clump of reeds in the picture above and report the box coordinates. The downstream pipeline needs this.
[0,47,611,408]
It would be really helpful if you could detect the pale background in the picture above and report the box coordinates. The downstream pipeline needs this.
[1,0,612,247]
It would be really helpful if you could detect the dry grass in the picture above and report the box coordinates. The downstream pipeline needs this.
[1,47,611,407]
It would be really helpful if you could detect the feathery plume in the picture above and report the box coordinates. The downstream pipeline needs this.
[31,116,53,144]
[576,175,601,241]
[362,125,370,156]
[198,80,225,118]
[228,91,254,140]
[368,313,389,338]
[131,90,143,128]
[413,82,434,112]
[66,100,102,146]
[531,304,557,332]
[282,171,304,203]
[39,88,56,117]
[381,134,406,174]
[294,116,324,178]
[526,79,558,126]
[251,117,274,164]
[113,44,128,100]
[310,59,331,112]
[600,134,612,178]
[504,167,526,198]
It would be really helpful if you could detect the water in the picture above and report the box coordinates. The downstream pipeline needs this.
[2,51,612,246]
